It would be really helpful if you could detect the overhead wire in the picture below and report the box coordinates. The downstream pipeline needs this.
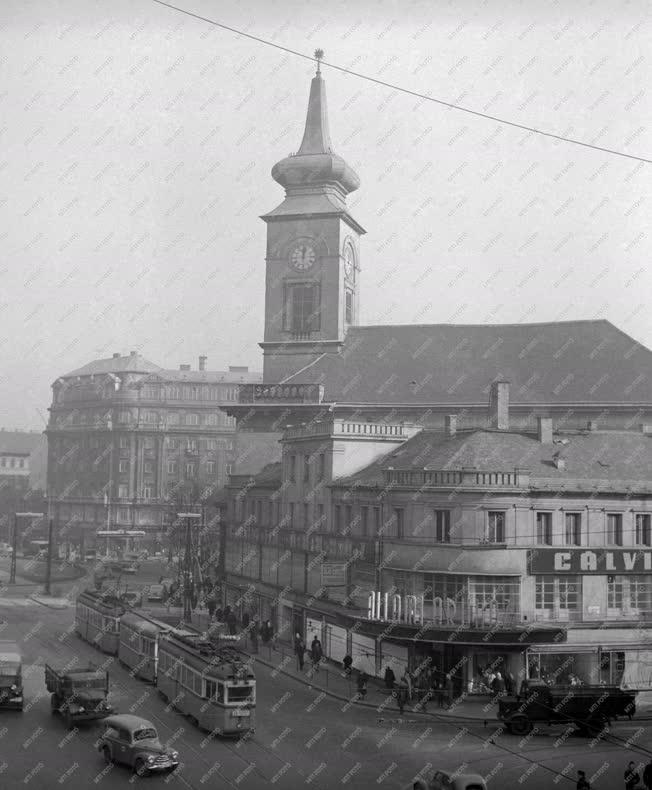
[150,0,652,165]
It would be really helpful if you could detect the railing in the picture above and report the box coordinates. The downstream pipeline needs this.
[384,468,529,488]
[238,383,324,404]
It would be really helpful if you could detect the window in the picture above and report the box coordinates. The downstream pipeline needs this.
[190,386,200,400]
[143,437,154,450]
[289,455,296,482]
[535,575,580,613]
[144,461,153,474]
[535,577,554,610]
[564,513,582,546]
[345,505,353,534]
[608,576,624,610]
[289,503,295,530]
[118,410,130,423]
[185,463,196,477]
[360,506,369,537]
[345,289,354,324]
[319,453,325,481]
[373,507,381,537]
[334,505,341,533]
[394,508,404,539]
[536,512,553,545]
[206,461,216,475]
[90,436,99,449]
[167,437,179,450]
[303,455,310,483]
[145,411,158,423]
[143,486,153,499]
[186,413,199,426]
[119,436,129,449]
[434,510,451,543]
[607,513,623,546]
[207,413,218,426]
[167,460,177,475]
[317,503,325,527]
[186,439,198,452]
[168,413,179,425]
[119,460,129,473]
[283,282,320,334]
[118,484,128,498]
[303,503,310,528]
[118,507,129,523]
[168,386,181,399]
[636,514,651,546]
[486,512,505,543]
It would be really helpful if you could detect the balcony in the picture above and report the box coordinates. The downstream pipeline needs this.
[384,467,531,489]
[283,419,418,441]
[238,383,324,404]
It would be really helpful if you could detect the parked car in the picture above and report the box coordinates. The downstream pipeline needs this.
[146,584,165,602]
[98,714,179,775]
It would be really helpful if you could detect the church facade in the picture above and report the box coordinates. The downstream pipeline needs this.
[221,62,652,691]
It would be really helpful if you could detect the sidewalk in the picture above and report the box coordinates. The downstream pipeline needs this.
[30,592,72,609]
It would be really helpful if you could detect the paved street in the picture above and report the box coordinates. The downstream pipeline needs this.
[0,599,648,789]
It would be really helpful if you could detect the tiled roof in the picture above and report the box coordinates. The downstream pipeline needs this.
[334,428,652,489]
[0,430,44,456]
[63,354,161,378]
[282,320,652,405]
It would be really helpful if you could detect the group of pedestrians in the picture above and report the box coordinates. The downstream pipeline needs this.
[572,759,652,789]
[294,633,323,673]
[383,665,455,714]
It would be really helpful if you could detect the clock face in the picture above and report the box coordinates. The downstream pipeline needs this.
[343,245,355,281]
[290,244,316,271]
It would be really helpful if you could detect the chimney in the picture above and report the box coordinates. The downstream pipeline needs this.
[489,381,510,430]
[179,364,191,371]
[587,420,598,431]
[112,353,120,358]
[199,355,207,372]
[445,415,457,437]
[537,417,553,444]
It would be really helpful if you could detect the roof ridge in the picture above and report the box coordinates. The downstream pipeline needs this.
[349,319,612,331]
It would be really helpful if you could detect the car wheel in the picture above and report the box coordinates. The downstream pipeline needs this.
[102,746,113,765]
[509,715,532,736]
[134,758,149,777]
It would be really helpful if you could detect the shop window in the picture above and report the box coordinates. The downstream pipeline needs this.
[536,512,552,545]
[434,510,451,543]
[486,511,505,543]
[535,575,581,617]
[564,513,581,546]
[607,513,623,546]
[636,514,651,546]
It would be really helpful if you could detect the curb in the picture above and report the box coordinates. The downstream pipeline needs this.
[29,595,70,610]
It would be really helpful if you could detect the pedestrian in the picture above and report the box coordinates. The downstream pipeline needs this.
[445,673,454,709]
[294,633,306,671]
[250,620,259,654]
[412,782,428,790]
[227,610,237,636]
[215,607,223,623]
[310,636,323,673]
[576,770,591,790]
[384,665,396,689]
[644,760,652,790]
[396,675,409,714]
[491,671,506,701]
[356,670,368,700]
[207,596,216,621]
[625,761,640,790]
[404,671,413,701]
[505,671,515,696]
[342,654,353,678]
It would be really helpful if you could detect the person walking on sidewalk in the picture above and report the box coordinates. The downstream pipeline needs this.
[294,633,306,671]
[576,769,591,789]
[384,666,396,689]
[342,654,353,678]
[356,670,368,700]
[396,675,409,715]
[226,610,237,636]
[445,674,454,709]
[310,636,323,673]
[250,619,259,654]
[624,761,640,790]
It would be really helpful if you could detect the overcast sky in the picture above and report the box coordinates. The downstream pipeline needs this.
[1,0,650,429]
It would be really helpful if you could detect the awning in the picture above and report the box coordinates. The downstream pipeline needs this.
[529,644,598,655]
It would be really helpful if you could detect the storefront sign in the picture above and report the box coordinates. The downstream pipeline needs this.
[321,562,347,587]
[528,548,652,575]
[367,591,424,624]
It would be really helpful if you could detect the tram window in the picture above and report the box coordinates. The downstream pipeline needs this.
[205,680,224,702]
[226,685,253,703]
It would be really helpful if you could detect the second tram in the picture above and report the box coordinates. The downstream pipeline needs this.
[118,612,193,683]
[75,590,125,655]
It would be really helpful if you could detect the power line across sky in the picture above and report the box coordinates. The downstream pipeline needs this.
[150,0,652,165]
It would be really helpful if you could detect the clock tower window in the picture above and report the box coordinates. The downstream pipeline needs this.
[283,282,321,336]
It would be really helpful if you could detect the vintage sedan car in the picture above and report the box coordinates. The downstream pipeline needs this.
[98,714,179,775]
[146,584,166,602]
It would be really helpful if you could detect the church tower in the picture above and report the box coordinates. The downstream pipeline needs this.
[260,53,365,383]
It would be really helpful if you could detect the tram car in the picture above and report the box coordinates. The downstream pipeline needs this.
[75,590,125,655]
[118,612,194,684]
[156,631,256,736]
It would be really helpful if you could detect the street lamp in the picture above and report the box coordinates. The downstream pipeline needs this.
[177,512,201,622]
[10,512,45,585]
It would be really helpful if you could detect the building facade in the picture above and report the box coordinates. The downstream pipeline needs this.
[225,386,652,692]
[46,352,260,552]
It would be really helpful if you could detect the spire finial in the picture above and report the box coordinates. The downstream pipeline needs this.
[314,48,324,75]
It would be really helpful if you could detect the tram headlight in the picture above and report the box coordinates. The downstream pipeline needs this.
[147,755,156,764]
[170,751,178,760]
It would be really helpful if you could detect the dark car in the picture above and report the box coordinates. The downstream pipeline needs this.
[98,714,179,775]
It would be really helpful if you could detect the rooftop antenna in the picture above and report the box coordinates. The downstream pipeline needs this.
[314,48,324,75]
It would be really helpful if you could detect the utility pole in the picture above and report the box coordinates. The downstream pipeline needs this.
[9,514,17,585]
[178,512,201,623]
[45,518,54,596]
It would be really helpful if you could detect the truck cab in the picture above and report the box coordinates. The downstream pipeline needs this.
[45,665,112,728]
[0,642,23,710]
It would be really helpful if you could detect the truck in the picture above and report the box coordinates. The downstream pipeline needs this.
[45,664,113,728]
[498,679,636,737]
[0,641,23,710]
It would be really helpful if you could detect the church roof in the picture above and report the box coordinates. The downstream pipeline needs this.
[282,320,652,405]
[334,428,652,490]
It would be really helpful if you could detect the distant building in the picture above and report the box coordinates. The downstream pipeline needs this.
[46,352,261,551]
[0,429,46,495]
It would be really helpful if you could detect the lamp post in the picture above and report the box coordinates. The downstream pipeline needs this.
[10,512,45,585]
[178,512,201,622]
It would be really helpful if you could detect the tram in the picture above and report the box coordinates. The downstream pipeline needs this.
[75,590,125,655]
[156,631,256,736]
[118,612,193,683]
